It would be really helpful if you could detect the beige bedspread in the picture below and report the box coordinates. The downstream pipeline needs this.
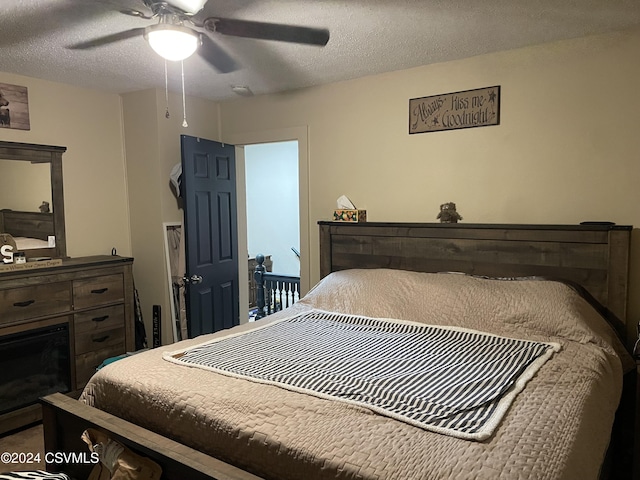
[81,269,633,480]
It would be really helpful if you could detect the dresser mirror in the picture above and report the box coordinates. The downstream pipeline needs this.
[0,141,67,259]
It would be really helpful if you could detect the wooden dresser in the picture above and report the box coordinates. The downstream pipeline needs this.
[0,255,134,433]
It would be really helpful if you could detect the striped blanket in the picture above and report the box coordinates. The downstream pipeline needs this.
[164,310,560,440]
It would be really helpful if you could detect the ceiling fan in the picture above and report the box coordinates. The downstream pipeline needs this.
[68,0,330,73]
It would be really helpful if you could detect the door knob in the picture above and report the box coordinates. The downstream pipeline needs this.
[183,274,203,285]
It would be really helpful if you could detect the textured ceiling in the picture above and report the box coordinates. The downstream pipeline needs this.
[2,0,640,101]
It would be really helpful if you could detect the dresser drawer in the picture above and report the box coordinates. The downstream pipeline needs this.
[74,305,124,335]
[0,282,71,325]
[73,274,124,310]
[75,344,126,389]
[75,324,125,355]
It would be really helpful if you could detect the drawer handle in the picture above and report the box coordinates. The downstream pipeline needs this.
[91,288,109,294]
[13,299,35,307]
[92,315,110,323]
[92,335,110,343]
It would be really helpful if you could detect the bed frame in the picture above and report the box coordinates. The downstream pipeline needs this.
[0,210,54,241]
[0,209,56,259]
[41,222,636,480]
[319,222,634,346]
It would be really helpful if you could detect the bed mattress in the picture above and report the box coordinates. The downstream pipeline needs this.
[14,236,49,250]
[81,269,633,480]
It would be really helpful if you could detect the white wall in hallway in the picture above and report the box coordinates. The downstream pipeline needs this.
[245,141,300,276]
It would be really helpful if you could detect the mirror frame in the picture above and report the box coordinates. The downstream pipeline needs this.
[0,140,67,259]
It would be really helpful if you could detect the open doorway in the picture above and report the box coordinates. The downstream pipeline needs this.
[229,126,310,325]
[245,141,300,276]
[245,141,300,318]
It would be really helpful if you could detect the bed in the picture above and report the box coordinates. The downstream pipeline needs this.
[41,222,637,480]
[0,209,53,250]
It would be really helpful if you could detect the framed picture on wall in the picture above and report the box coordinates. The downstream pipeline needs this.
[0,82,30,131]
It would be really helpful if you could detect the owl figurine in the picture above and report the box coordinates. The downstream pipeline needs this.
[437,202,462,223]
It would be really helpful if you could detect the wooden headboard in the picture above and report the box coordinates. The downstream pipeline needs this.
[318,221,633,344]
[0,210,54,240]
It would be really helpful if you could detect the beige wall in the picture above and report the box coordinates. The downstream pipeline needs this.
[121,88,220,345]
[0,72,130,258]
[220,28,640,343]
[0,160,51,211]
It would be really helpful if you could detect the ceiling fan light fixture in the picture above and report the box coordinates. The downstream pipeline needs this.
[165,0,208,15]
[145,24,199,61]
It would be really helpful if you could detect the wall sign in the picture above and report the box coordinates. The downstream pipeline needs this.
[409,86,500,134]
[0,82,31,131]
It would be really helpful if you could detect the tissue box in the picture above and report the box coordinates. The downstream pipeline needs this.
[333,209,367,222]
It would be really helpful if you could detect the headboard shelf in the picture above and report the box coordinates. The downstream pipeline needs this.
[318,221,632,344]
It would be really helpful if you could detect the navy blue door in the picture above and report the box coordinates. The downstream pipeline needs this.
[181,135,239,336]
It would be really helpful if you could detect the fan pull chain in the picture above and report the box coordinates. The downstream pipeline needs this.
[181,60,188,128]
[164,60,170,119]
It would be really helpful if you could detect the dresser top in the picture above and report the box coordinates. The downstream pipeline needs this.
[0,255,133,280]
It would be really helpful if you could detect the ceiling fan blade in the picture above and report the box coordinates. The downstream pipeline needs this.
[68,27,146,49]
[119,8,154,19]
[197,34,239,73]
[202,17,329,46]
